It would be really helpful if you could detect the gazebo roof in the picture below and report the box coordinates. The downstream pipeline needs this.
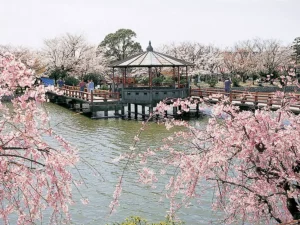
[110,41,194,68]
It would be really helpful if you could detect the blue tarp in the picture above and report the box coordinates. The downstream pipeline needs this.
[40,77,55,87]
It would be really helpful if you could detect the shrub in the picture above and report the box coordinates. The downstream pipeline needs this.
[138,77,149,85]
[100,84,109,90]
[82,73,102,86]
[108,216,184,225]
[199,76,206,82]
[162,76,173,85]
[252,73,258,81]
[207,79,218,87]
[259,70,279,80]
[152,77,164,85]
[231,77,240,87]
[64,76,79,86]
[180,79,187,84]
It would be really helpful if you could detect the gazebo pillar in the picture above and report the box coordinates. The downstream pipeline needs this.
[112,67,115,92]
[122,68,125,87]
[177,67,180,88]
[173,66,175,87]
[149,67,152,88]
[124,67,127,88]
[186,66,188,87]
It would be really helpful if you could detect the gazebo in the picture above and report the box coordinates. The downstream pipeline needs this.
[109,41,194,116]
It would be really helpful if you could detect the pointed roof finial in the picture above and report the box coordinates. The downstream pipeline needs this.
[146,41,153,51]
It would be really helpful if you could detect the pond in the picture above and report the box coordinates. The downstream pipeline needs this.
[46,103,218,224]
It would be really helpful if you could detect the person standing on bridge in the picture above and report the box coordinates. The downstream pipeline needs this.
[79,80,86,97]
[88,80,94,93]
[57,79,64,88]
[224,77,232,93]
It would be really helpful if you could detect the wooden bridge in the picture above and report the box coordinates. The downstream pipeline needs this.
[190,88,300,113]
[58,85,120,103]
[47,85,125,118]
[47,85,190,119]
[47,85,300,119]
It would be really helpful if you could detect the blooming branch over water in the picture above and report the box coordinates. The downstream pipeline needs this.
[0,53,80,224]
[112,70,300,224]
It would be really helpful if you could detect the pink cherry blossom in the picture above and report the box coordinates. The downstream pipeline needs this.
[0,53,79,224]
[114,73,300,224]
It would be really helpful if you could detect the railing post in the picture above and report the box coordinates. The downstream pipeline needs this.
[255,92,258,105]
[268,94,272,106]
[91,90,93,103]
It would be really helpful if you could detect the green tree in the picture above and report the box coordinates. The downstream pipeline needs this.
[82,73,103,86]
[49,68,68,84]
[64,76,79,86]
[99,29,142,61]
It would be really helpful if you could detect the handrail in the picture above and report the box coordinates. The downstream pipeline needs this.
[58,85,120,103]
[190,88,300,109]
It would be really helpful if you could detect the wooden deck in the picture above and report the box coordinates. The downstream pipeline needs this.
[46,86,300,119]
[190,88,300,113]
[56,85,120,104]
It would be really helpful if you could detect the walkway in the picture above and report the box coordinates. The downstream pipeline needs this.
[56,85,120,104]
[191,88,300,113]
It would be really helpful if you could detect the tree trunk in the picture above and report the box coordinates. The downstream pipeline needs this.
[287,198,300,220]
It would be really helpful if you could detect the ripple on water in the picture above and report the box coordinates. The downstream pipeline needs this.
[45,103,218,224]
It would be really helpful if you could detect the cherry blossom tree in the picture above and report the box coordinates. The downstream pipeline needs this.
[43,33,108,82]
[254,39,292,78]
[0,45,46,76]
[223,40,259,82]
[111,71,300,224]
[75,46,109,80]
[0,52,80,224]
[160,42,223,77]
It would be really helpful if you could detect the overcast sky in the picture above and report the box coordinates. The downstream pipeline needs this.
[0,0,299,50]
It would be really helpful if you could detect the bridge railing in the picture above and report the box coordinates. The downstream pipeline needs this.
[59,85,120,103]
[190,88,300,108]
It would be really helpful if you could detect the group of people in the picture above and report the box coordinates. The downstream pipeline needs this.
[79,80,94,93]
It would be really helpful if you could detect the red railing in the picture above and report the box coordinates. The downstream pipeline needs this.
[112,77,136,84]
[190,88,300,109]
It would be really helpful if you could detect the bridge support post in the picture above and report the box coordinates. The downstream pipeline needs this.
[142,105,145,120]
[80,103,83,112]
[115,106,119,117]
[121,105,125,119]
[128,103,131,119]
[104,108,108,118]
[70,100,75,110]
[134,104,138,120]
[196,103,199,117]
[178,105,182,119]
[92,111,97,118]
[149,105,153,116]
[173,106,177,116]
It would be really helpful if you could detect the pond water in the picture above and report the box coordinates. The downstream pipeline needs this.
[46,103,219,225]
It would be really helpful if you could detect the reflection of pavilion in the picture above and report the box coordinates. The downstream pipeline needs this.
[110,41,194,115]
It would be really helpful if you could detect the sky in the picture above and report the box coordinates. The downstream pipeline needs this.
[0,0,299,50]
